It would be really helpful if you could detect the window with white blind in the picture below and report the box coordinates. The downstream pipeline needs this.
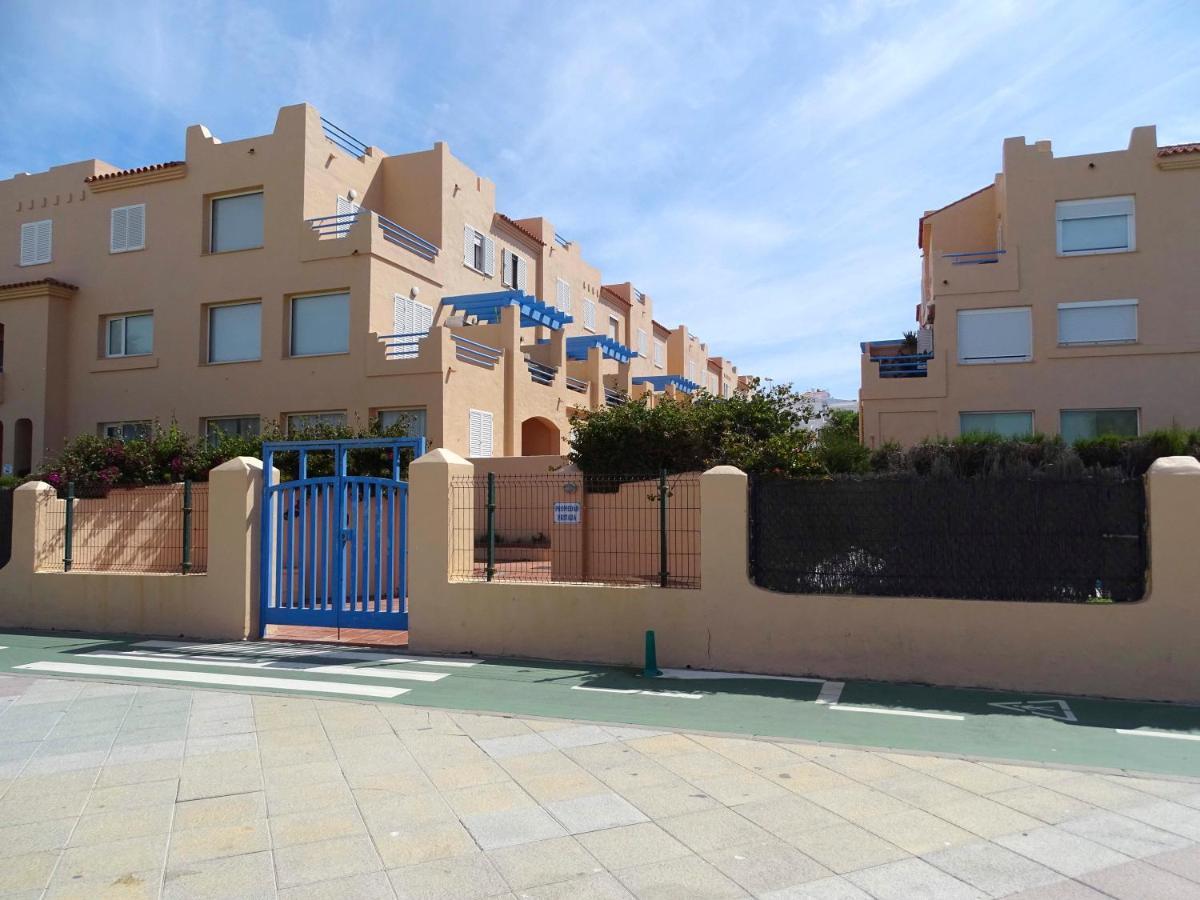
[501,248,528,291]
[210,191,263,253]
[109,204,146,253]
[19,220,52,266]
[1057,299,1137,345]
[1060,409,1139,444]
[688,360,697,381]
[105,313,153,357]
[637,329,649,358]
[959,411,1034,438]
[291,292,349,357]
[1056,196,1134,256]
[555,278,572,314]
[392,295,434,358]
[208,302,261,363]
[957,307,1032,364]
[608,316,620,341]
[378,408,427,439]
[463,225,495,276]
[286,411,347,434]
[583,300,596,331]
[654,340,665,369]
[468,409,494,458]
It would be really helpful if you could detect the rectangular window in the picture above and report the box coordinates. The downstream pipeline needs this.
[468,409,494,458]
[688,360,697,381]
[105,313,154,358]
[500,249,527,291]
[462,225,495,276]
[637,329,649,358]
[959,411,1034,438]
[555,278,572,315]
[286,411,347,434]
[1057,299,1137,345]
[1056,196,1134,256]
[583,300,596,331]
[1060,409,1139,444]
[205,416,260,446]
[391,295,434,359]
[608,316,620,341]
[208,302,262,363]
[957,307,1032,364]
[20,219,52,266]
[110,204,146,253]
[100,421,151,441]
[654,340,665,369]
[378,408,427,438]
[210,191,264,253]
[291,292,349,357]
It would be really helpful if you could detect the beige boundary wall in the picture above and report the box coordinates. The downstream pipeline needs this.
[410,450,1200,704]
[0,458,264,640]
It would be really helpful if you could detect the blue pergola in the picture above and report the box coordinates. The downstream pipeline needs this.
[633,374,700,394]
[441,290,573,330]
[565,335,637,364]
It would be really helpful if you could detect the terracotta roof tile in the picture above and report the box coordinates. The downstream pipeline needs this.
[494,212,545,247]
[1157,142,1200,157]
[600,285,631,307]
[0,277,79,292]
[84,161,185,184]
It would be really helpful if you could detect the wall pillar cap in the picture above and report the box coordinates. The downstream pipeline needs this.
[1148,456,1200,477]
[16,481,55,494]
[703,465,747,478]
[412,448,470,467]
[211,456,264,475]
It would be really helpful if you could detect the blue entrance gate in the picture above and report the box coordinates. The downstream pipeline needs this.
[260,438,425,634]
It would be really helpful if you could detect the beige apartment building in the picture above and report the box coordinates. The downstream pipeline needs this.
[860,126,1200,447]
[0,103,738,473]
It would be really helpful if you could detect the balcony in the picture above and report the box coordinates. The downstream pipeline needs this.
[860,338,932,379]
[927,245,1019,297]
[306,210,439,262]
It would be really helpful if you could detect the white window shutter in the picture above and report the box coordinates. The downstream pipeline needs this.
[463,225,475,267]
[555,278,571,314]
[481,411,493,457]
[21,220,51,265]
[584,300,596,331]
[110,207,127,253]
[500,248,511,286]
[469,409,494,457]
[127,204,145,250]
[483,236,496,277]
[38,220,52,263]
[393,295,434,357]
[515,256,527,292]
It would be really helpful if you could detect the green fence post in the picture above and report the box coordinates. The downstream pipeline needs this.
[63,481,74,572]
[659,469,669,588]
[486,471,496,582]
[181,479,193,574]
[643,629,662,677]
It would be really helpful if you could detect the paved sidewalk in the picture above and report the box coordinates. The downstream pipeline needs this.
[1,674,1199,899]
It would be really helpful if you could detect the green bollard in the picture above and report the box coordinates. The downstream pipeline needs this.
[643,630,662,678]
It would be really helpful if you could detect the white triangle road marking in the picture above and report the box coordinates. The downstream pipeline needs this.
[988,699,1078,722]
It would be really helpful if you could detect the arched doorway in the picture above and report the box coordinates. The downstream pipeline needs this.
[14,419,31,477]
[521,417,560,456]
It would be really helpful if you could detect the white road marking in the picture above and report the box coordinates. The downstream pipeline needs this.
[133,639,480,667]
[988,699,1077,723]
[659,668,824,684]
[572,685,703,700]
[1115,729,1200,742]
[16,661,410,699]
[830,705,965,721]
[0,646,8,651]
[80,651,446,682]
[816,681,846,705]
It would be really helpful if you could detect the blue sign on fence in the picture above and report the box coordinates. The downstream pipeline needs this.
[554,502,581,525]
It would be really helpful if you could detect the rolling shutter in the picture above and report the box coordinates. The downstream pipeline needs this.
[1058,301,1137,345]
[957,308,1032,363]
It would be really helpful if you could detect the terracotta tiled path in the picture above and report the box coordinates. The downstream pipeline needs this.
[1,673,1199,899]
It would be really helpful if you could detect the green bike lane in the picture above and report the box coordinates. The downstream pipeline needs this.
[1,630,1197,779]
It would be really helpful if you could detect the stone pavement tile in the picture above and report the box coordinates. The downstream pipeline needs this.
[95,758,183,788]
[1059,809,1193,858]
[784,823,909,874]
[846,858,986,899]
[1104,775,1199,801]
[1079,859,1200,899]
[859,808,976,855]
[4,767,101,799]
[31,734,116,756]
[690,771,792,806]
[169,820,271,865]
[542,724,617,750]
[113,725,187,747]
[658,750,745,781]
[771,762,859,795]
[759,874,873,899]
[454,714,536,740]
[703,838,832,895]
[487,835,603,891]
[358,792,457,830]
[443,780,537,817]
[279,870,396,900]
[256,725,329,753]
[520,871,636,899]
[577,822,693,871]
[521,769,609,804]
[107,739,185,766]
[0,817,76,859]
[462,805,567,850]
[426,759,512,791]
[690,734,807,770]
[658,806,772,854]
[990,785,1095,825]
[265,778,356,815]
[925,795,1043,839]
[732,795,846,840]
[1123,800,1200,841]
[803,783,912,824]
[55,834,170,881]
[1005,881,1110,899]
[872,772,978,809]
[1149,845,1200,883]
[187,715,256,738]
[0,789,91,826]
[269,806,367,848]
[0,850,58,893]
[177,765,263,801]
[388,851,509,899]
[601,726,668,742]
[624,733,704,759]
[84,777,179,813]
[564,741,644,773]
[476,732,556,761]
[262,759,347,790]
[162,848,276,899]
[1050,775,1157,811]
[371,820,478,868]
[523,717,573,733]
[274,835,383,890]
[70,804,174,846]
[43,868,160,899]
[619,778,721,819]
[173,790,267,830]
[22,748,109,775]
[926,840,1063,897]
[185,732,257,756]
[812,748,915,784]
[593,758,678,793]
[924,759,1027,796]
[616,855,748,899]
[996,825,1133,877]
[546,791,649,834]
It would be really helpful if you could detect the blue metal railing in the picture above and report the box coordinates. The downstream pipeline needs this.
[452,335,503,370]
[565,376,588,394]
[942,249,1006,266]
[377,213,439,261]
[308,211,362,238]
[379,331,429,360]
[554,233,571,248]
[321,117,369,158]
[527,359,557,386]
[633,289,645,304]
[870,352,933,378]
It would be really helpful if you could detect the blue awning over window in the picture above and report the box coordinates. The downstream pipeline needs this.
[632,374,700,394]
[441,290,573,330]
[565,335,637,363]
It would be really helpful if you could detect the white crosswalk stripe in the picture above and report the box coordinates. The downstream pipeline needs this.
[133,639,480,667]
[79,651,448,682]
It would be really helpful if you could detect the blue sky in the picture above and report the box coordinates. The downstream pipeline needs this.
[2,0,1198,398]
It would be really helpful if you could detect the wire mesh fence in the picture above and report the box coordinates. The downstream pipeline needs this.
[451,471,701,587]
[750,475,1146,602]
[38,482,209,574]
